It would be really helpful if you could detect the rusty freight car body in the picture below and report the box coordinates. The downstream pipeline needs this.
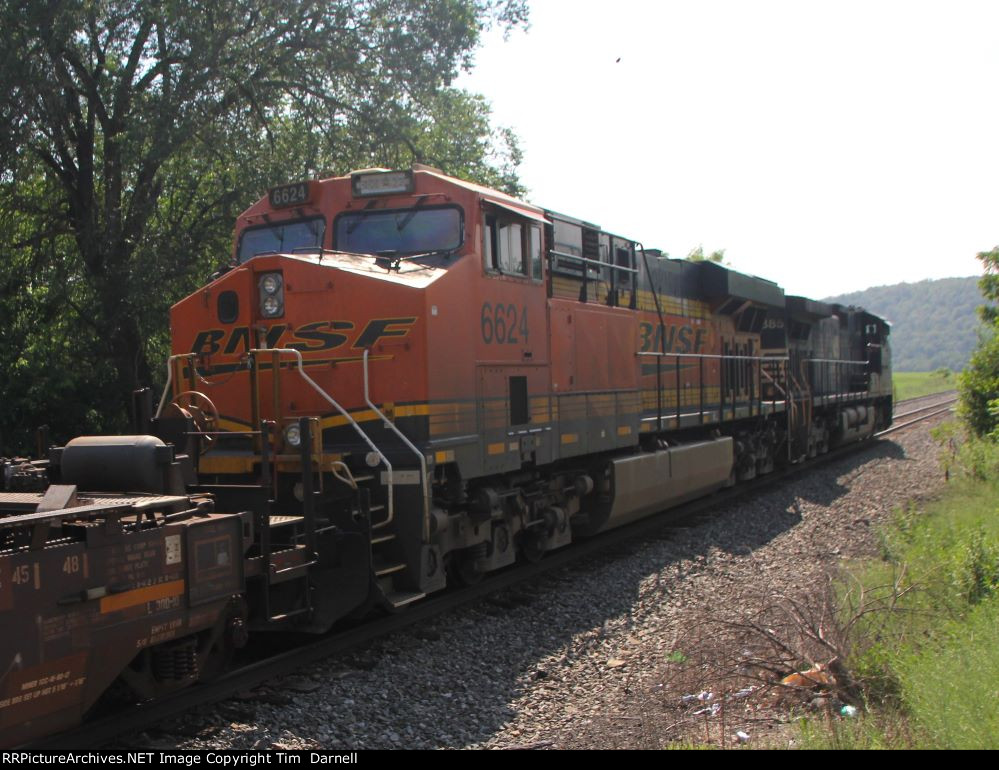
[0,437,247,745]
[0,167,892,746]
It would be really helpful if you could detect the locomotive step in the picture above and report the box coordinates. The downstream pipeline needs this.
[269,514,304,528]
[371,533,396,545]
[267,607,312,623]
[271,559,318,580]
[245,545,313,579]
[374,561,407,577]
[349,503,386,520]
[349,503,385,514]
[385,590,426,609]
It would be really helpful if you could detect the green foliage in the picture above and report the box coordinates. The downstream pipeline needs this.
[796,710,913,750]
[825,276,989,372]
[804,246,999,749]
[894,597,999,749]
[892,371,956,402]
[685,245,726,264]
[803,448,999,749]
[933,421,999,482]
[0,0,527,452]
[958,248,999,438]
[977,247,999,325]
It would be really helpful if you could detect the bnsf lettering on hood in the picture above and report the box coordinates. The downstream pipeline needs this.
[190,318,417,356]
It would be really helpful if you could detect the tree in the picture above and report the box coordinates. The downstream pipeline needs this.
[959,247,999,438]
[686,245,727,264]
[0,0,527,450]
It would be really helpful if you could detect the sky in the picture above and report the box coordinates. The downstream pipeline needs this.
[456,0,999,299]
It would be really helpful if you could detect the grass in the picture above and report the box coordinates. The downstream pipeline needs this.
[897,595,999,748]
[797,434,999,749]
[893,370,957,402]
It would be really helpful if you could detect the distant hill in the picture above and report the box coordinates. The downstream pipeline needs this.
[824,276,989,372]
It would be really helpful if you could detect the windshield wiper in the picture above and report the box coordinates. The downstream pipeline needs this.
[395,195,429,232]
[346,199,380,235]
[373,247,456,272]
[403,247,456,261]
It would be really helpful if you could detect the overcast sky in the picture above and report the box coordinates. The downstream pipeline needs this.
[456,0,997,299]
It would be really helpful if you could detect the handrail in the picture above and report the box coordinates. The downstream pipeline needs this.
[803,358,868,365]
[638,351,790,362]
[637,350,790,425]
[363,349,431,542]
[156,349,398,529]
[246,348,395,529]
[155,353,197,418]
[760,365,788,398]
[550,248,639,274]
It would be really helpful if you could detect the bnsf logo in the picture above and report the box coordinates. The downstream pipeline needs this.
[638,322,709,354]
[190,317,417,356]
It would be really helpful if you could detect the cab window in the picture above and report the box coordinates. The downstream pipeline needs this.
[484,213,542,279]
[238,216,325,263]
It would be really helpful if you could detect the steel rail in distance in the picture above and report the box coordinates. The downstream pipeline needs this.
[892,390,957,412]
[894,389,956,405]
[880,402,956,434]
[29,397,956,750]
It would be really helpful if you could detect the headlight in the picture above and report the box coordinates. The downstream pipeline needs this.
[261,273,282,294]
[284,423,302,447]
[261,295,282,317]
[258,272,284,318]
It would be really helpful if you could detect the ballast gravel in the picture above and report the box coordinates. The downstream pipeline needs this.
[152,418,947,750]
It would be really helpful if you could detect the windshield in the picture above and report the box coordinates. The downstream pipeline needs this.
[335,206,463,255]
[238,217,325,262]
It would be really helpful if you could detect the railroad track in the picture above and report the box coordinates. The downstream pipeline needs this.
[883,391,957,434]
[31,391,958,750]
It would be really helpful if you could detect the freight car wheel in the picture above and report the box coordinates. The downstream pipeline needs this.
[200,608,248,682]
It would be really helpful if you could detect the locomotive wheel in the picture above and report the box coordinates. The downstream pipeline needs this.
[166,390,220,454]
[520,530,545,564]
[447,549,485,586]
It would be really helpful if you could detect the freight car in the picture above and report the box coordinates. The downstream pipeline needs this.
[0,166,891,745]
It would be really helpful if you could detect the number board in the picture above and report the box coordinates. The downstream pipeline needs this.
[269,181,312,209]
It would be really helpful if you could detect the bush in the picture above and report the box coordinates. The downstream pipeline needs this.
[959,331,999,438]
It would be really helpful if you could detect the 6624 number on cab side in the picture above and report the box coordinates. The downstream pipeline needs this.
[481,302,528,345]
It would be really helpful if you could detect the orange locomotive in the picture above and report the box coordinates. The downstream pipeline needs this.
[164,165,891,618]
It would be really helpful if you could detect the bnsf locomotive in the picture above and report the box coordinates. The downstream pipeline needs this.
[0,166,892,745]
